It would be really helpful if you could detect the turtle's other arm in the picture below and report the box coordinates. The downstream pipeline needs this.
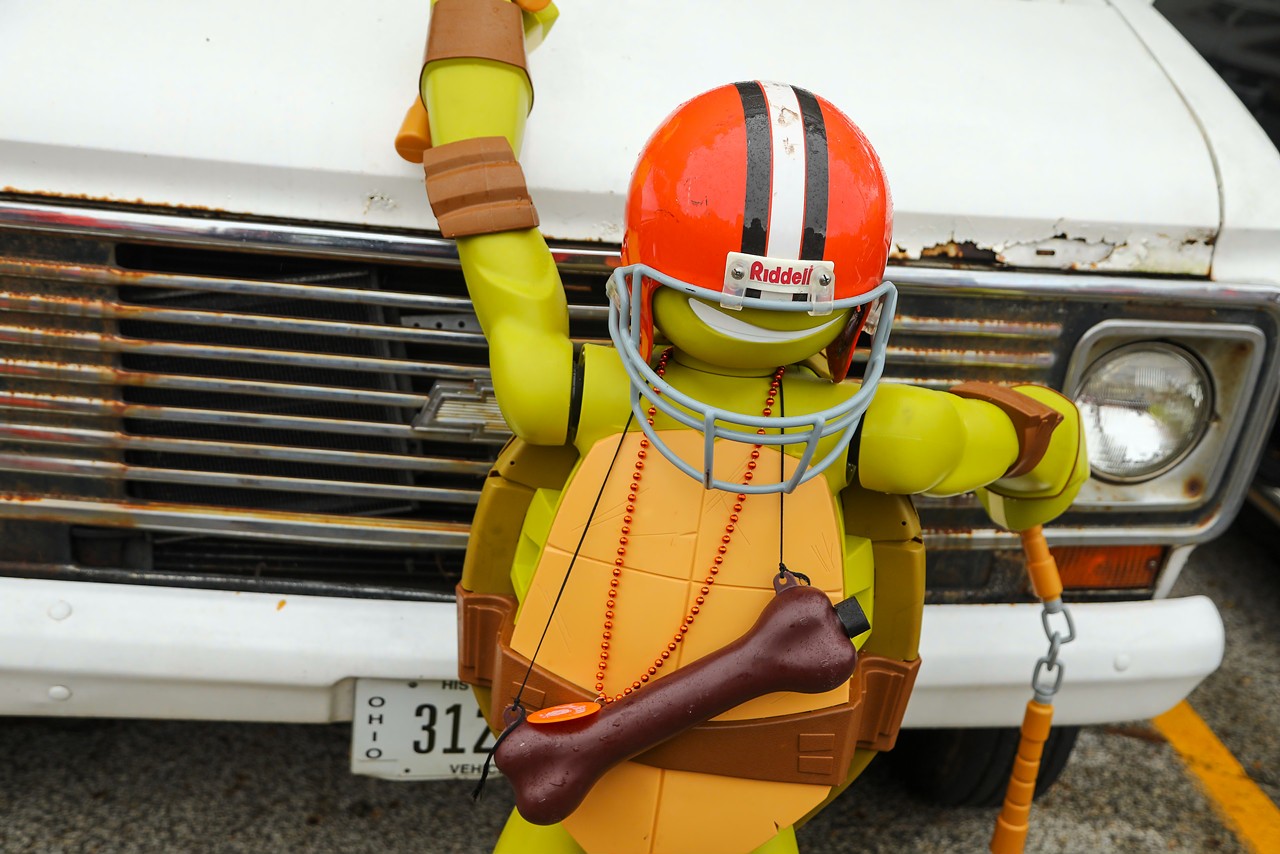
[418,0,572,445]
[858,383,1088,530]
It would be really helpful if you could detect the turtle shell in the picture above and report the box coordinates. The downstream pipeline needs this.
[462,431,924,854]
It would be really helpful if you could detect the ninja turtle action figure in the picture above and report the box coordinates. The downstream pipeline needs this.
[399,2,1088,853]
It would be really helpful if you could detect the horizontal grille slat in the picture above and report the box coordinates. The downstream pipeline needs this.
[882,346,1054,369]
[0,495,472,549]
[0,289,489,347]
[0,322,488,380]
[0,453,480,505]
[0,258,608,320]
[0,391,428,439]
[0,358,430,408]
[892,315,1063,339]
[0,423,490,475]
[3,257,471,312]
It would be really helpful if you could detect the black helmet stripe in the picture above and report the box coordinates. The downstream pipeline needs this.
[736,81,830,263]
[734,81,772,257]
[793,86,829,261]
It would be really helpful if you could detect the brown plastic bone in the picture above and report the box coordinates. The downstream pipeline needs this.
[494,583,861,826]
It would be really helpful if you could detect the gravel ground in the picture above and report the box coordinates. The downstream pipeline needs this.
[0,717,1246,854]
[1165,504,1280,806]
[1,511,1274,854]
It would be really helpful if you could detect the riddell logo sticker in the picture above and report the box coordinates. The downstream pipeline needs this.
[723,252,835,298]
[750,261,813,286]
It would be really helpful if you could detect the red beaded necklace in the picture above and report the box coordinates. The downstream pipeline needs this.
[594,348,786,704]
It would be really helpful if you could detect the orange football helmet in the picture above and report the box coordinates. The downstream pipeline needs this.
[618,80,893,383]
[606,81,897,492]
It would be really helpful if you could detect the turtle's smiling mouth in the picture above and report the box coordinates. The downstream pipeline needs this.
[687,298,842,343]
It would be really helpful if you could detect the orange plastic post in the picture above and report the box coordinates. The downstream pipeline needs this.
[1019,525,1063,602]
[395,98,432,163]
[990,699,1055,854]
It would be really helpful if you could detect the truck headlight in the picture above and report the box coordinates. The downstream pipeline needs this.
[1073,343,1213,483]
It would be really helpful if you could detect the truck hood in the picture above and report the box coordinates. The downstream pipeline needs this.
[0,0,1220,274]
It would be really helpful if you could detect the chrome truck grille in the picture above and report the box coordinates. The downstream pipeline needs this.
[2,202,1279,601]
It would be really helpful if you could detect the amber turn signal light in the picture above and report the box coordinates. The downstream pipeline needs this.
[1051,545,1163,590]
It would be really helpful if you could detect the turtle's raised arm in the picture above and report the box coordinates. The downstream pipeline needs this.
[415,0,573,445]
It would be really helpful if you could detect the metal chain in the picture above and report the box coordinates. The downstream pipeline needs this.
[1031,599,1077,704]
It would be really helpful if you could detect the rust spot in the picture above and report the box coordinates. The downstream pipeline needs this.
[0,256,152,285]
[917,240,999,265]
[277,599,287,611]
[1184,476,1205,499]
[3,187,227,214]
[1223,341,1253,376]
[0,324,86,337]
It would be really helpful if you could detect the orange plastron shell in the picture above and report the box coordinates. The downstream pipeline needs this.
[509,430,847,854]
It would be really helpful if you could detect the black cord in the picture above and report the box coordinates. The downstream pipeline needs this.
[773,377,811,588]
[512,410,636,710]
[778,373,787,579]
[473,410,636,803]
[472,705,524,800]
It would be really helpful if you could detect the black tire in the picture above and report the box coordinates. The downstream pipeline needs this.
[889,725,1080,808]
[1256,423,1280,484]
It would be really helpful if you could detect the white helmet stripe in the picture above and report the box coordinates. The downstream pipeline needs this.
[759,81,807,261]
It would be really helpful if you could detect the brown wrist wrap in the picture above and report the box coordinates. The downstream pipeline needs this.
[950,382,1064,478]
[422,136,539,237]
[423,0,529,86]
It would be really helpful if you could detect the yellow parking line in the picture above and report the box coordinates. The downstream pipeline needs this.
[1152,701,1280,854]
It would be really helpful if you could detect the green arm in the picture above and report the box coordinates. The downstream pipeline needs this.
[976,386,1090,531]
[858,384,1088,531]
[421,41,573,445]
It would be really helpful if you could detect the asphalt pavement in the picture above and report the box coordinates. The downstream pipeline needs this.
[1,507,1276,854]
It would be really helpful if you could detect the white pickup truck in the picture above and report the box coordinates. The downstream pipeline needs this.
[2,0,1277,807]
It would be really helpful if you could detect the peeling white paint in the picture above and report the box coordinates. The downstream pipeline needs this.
[891,219,1214,275]
[999,236,1117,268]
[362,192,397,215]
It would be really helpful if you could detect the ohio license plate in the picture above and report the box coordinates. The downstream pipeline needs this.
[350,678,497,780]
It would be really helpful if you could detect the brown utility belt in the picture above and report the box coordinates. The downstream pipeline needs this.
[457,586,920,788]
